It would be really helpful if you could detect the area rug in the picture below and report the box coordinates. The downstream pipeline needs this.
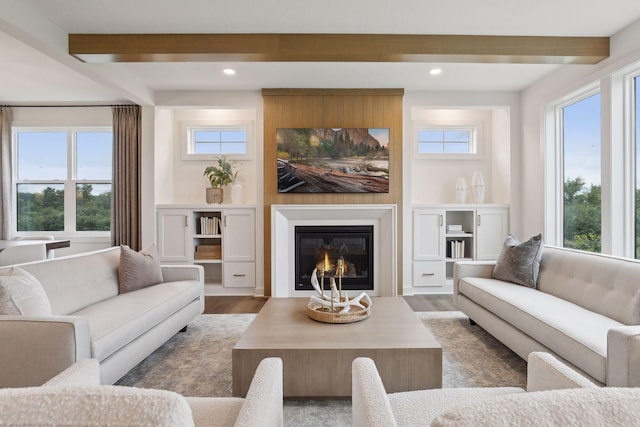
[116,311,526,426]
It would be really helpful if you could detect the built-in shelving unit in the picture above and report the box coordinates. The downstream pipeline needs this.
[412,204,509,294]
[157,205,256,295]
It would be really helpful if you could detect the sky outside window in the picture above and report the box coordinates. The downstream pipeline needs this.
[563,93,601,187]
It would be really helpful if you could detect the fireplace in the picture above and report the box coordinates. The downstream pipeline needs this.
[295,225,374,291]
[271,204,397,298]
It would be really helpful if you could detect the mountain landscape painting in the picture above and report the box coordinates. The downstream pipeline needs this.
[276,128,390,193]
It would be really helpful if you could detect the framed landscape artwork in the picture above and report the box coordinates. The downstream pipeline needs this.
[276,128,390,193]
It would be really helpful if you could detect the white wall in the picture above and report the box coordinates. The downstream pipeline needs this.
[153,91,262,205]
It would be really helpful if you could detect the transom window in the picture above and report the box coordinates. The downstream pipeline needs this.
[183,121,253,160]
[417,127,477,155]
[14,128,112,234]
[190,127,247,155]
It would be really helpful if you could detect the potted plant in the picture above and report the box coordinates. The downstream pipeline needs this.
[203,156,238,204]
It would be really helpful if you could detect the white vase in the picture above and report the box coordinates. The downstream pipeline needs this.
[455,178,468,204]
[231,183,244,204]
[471,172,486,204]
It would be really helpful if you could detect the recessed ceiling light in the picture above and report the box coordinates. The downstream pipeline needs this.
[429,68,442,76]
[223,68,236,75]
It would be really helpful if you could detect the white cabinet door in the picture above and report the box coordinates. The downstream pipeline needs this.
[475,208,509,260]
[223,209,256,262]
[413,209,445,260]
[157,210,190,262]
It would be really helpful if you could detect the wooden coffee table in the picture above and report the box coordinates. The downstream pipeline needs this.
[232,297,442,397]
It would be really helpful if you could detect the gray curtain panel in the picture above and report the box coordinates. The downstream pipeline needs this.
[111,105,141,250]
[0,106,12,239]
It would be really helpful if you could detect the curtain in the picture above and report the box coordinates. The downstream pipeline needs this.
[111,105,141,250]
[0,107,12,239]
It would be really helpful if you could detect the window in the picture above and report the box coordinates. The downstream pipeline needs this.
[182,121,253,160]
[191,127,247,155]
[636,75,640,258]
[14,128,112,234]
[417,127,475,154]
[561,92,601,253]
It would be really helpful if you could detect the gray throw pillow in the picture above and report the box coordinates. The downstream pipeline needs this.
[492,234,543,288]
[0,266,52,315]
[119,244,164,294]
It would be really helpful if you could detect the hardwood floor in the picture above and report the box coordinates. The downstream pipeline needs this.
[204,295,455,314]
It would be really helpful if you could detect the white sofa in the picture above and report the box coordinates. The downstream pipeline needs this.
[0,246,204,387]
[0,358,283,427]
[454,245,640,387]
[352,352,640,426]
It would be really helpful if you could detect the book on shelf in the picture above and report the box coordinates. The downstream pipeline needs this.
[449,240,466,259]
[199,216,220,235]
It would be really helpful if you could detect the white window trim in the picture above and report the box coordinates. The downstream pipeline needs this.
[413,121,483,160]
[544,84,601,248]
[620,65,640,257]
[12,126,112,237]
[180,120,254,161]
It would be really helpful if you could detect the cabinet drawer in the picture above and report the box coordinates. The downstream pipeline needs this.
[413,261,446,287]
[223,262,255,288]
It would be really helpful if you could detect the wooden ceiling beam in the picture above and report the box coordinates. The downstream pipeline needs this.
[69,33,609,65]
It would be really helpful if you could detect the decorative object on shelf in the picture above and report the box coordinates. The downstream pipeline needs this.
[471,171,486,204]
[231,182,244,204]
[203,156,239,204]
[306,267,372,324]
[456,177,468,204]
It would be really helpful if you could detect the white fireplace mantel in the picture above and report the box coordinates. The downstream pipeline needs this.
[271,204,397,298]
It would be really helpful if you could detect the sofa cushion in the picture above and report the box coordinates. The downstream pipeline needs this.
[538,246,640,325]
[458,277,622,383]
[492,234,543,288]
[18,247,121,315]
[0,385,194,426]
[73,280,201,362]
[119,244,164,294]
[388,387,523,426]
[0,267,51,315]
[431,388,640,427]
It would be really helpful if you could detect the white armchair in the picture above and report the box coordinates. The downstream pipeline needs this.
[0,358,283,427]
[351,352,621,427]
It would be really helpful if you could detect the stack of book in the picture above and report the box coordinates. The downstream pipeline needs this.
[449,240,466,259]
[200,216,221,235]
[194,244,221,260]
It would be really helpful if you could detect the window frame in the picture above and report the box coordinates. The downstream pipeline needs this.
[544,84,602,248]
[181,120,254,161]
[414,121,482,160]
[12,126,113,237]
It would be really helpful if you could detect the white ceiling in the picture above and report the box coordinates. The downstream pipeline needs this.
[2,0,640,105]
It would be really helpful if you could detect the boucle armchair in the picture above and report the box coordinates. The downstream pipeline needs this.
[0,358,283,427]
[351,352,631,426]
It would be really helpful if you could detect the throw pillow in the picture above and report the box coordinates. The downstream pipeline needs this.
[0,267,52,315]
[492,233,543,288]
[118,244,164,294]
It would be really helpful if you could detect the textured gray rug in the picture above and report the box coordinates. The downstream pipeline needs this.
[117,311,526,426]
